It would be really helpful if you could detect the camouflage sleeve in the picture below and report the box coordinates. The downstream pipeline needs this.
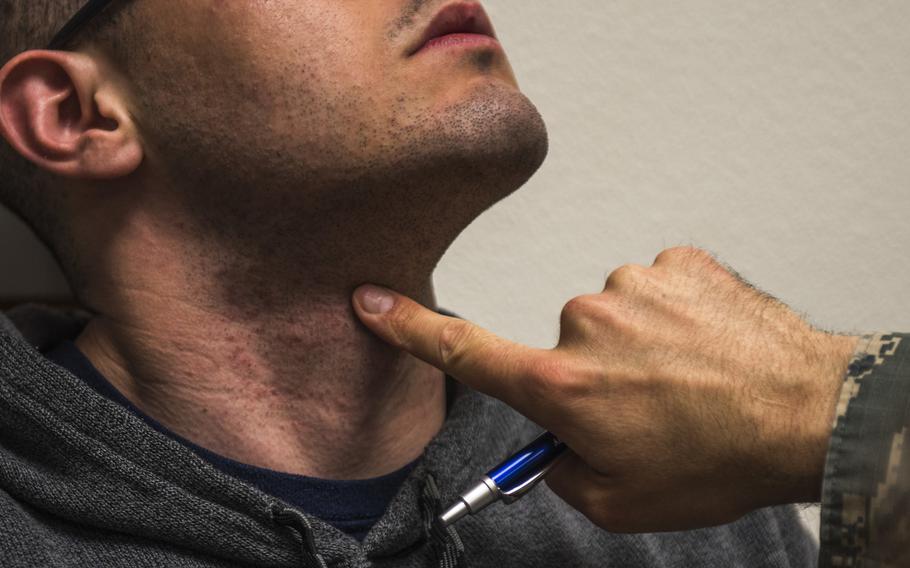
[819,333,910,568]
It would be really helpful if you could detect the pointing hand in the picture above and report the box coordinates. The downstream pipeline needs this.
[352,246,858,532]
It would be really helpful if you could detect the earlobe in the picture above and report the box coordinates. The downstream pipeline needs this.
[0,50,143,179]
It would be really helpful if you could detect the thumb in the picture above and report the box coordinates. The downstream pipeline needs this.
[352,284,553,415]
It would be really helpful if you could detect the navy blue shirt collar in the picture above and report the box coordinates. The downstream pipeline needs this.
[44,338,421,541]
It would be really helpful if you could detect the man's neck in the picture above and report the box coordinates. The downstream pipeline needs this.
[64,158,507,480]
[74,283,447,479]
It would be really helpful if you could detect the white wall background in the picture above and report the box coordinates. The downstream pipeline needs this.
[3,0,909,542]
[435,0,910,540]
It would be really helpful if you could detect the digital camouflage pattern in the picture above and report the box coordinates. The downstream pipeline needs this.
[819,333,909,567]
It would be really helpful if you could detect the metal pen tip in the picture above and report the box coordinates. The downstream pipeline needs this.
[439,499,470,527]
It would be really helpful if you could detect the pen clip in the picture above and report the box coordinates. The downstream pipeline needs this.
[499,450,567,504]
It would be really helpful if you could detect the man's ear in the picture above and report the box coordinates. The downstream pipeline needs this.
[0,49,143,179]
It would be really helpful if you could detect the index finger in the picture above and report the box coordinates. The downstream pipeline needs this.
[352,284,552,415]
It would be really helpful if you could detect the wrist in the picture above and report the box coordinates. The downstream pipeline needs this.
[795,331,860,502]
[746,330,859,507]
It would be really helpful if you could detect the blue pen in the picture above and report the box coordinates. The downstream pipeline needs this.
[439,431,568,527]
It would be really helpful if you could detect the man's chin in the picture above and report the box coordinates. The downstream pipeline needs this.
[367,80,550,231]
[434,79,549,187]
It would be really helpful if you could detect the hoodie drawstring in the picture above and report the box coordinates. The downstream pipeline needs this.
[271,504,329,568]
[269,476,465,568]
[421,474,467,568]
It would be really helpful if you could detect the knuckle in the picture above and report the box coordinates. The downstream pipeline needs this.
[528,355,596,400]
[558,294,633,347]
[437,319,474,368]
[560,294,601,324]
[558,295,604,346]
[603,263,648,291]
[653,245,713,267]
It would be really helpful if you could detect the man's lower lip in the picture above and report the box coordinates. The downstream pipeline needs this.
[416,33,501,54]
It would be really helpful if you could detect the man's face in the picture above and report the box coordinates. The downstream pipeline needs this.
[120,0,547,226]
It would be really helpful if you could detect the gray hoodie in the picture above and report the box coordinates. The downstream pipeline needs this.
[0,303,817,567]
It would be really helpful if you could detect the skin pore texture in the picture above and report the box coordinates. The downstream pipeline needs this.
[51,0,548,479]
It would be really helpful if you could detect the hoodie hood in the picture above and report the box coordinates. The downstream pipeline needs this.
[0,303,537,567]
